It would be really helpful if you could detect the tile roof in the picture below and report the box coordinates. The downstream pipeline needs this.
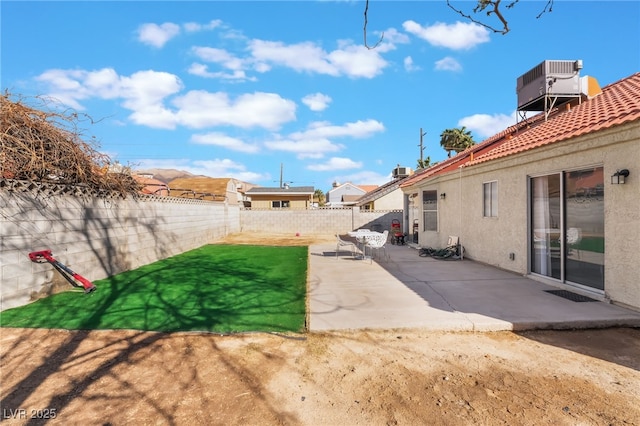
[341,194,362,202]
[357,185,379,193]
[357,177,407,206]
[401,72,640,188]
[133,175,169,196]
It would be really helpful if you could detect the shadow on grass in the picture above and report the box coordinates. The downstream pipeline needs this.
[0,244,308,424]
[2,245,308,334]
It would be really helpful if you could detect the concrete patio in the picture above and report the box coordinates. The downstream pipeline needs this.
[307,241,640,332]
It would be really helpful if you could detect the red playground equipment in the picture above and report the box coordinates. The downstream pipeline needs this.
[390,219,405,245]
[29,250,96,293]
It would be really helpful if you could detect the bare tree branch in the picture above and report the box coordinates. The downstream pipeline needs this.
[364,0,384,50]
[447,0,515,35]
[446,0,554,35]
[535,0,554,19]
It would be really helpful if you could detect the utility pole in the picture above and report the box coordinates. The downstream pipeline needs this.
[279,163,283,188]
[418,128,427,164]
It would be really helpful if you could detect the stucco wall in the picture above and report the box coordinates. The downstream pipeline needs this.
[240,208,402,235]
[1,184,240,310]
[249,195,311,210]
[372,188,404,211]
[409,121,640,310]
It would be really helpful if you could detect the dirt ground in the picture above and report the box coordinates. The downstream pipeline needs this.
[1,234,639,425]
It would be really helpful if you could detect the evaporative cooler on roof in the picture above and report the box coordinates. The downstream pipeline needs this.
[516,60,583,118]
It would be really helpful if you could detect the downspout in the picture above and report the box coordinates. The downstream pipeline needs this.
[459,165,463,238]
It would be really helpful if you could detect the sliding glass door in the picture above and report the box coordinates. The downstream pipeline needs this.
[564,167,605,289]
[531,174,561,279]
[530,167,604,291]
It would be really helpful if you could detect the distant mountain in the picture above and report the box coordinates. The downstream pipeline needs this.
[133,168,199,184]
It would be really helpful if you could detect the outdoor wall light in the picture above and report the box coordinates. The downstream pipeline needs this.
[440,193,446,200]
[611,169,630,184]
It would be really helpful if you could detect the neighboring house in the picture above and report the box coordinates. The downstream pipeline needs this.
[245,185,315,209]
[168,177,254,205]
[401,69,640,312]
[133,174,170,196]
[357,167,413,212]
[325,182,377,207]
[356,178,407,211]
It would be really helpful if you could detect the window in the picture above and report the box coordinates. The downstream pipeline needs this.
[271,200,290,208]
[483,181,498,217]
[422,190,438,231]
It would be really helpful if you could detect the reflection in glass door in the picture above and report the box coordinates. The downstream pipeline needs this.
[530,167,605,291]
[531,174,561,279]
[565,167,605,290]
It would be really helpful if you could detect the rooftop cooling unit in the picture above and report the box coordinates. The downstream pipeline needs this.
[392,167,411,179]
[516,60,583,112]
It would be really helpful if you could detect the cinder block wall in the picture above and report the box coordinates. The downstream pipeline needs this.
[239,208,402,235]
[1,185,239,310]
[1,181,402,311]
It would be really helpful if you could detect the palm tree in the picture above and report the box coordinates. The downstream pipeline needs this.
[314,189,326,207]
[439,126,475,158]
[416,156,432,170]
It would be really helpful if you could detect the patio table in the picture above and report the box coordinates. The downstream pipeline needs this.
[347,230,383,259]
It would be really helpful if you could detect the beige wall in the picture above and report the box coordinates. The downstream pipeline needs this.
[372,188,404,210]
[249,195,312,210]
[240,208,402,235]
[406,121,640,310]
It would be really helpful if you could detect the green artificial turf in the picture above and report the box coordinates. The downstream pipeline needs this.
[0,244,309,333]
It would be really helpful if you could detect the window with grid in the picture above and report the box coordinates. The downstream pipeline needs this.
[422,190,438,231]
[483,181,498,217]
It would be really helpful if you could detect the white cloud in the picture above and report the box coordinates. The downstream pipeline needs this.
[187,30,400,81]
[135,158,268,182]
[35,69,91,109]
[173,90,296,130]
[404,56,420,72]
[137,22,181,48]
[34,67,294,131]
[192,47,246,71]
[265,119,384,159]
[249,40,337,75]
[378,27,411,46]
[183,19,222,33]
[249,39,388,79]
[327,43,388,78]
[191,159,266,181]
[188,63,255,82]
[119,70,183,126]
[435,56,462,72]
[403,21,490,50]
[189,47,257,81]
[264,138,344,160]
[458,112,516,139]
[191,132,260,153]
[291,119,385,140]
[334,170,391,186]
[302,93,332,111]
[35,67,183,128]
[308,157,362,171]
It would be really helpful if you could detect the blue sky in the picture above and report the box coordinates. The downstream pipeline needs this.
[2,1,639,190]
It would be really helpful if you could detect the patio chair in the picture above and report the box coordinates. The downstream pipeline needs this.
[336,234,357,258]
[364,230,389,264]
